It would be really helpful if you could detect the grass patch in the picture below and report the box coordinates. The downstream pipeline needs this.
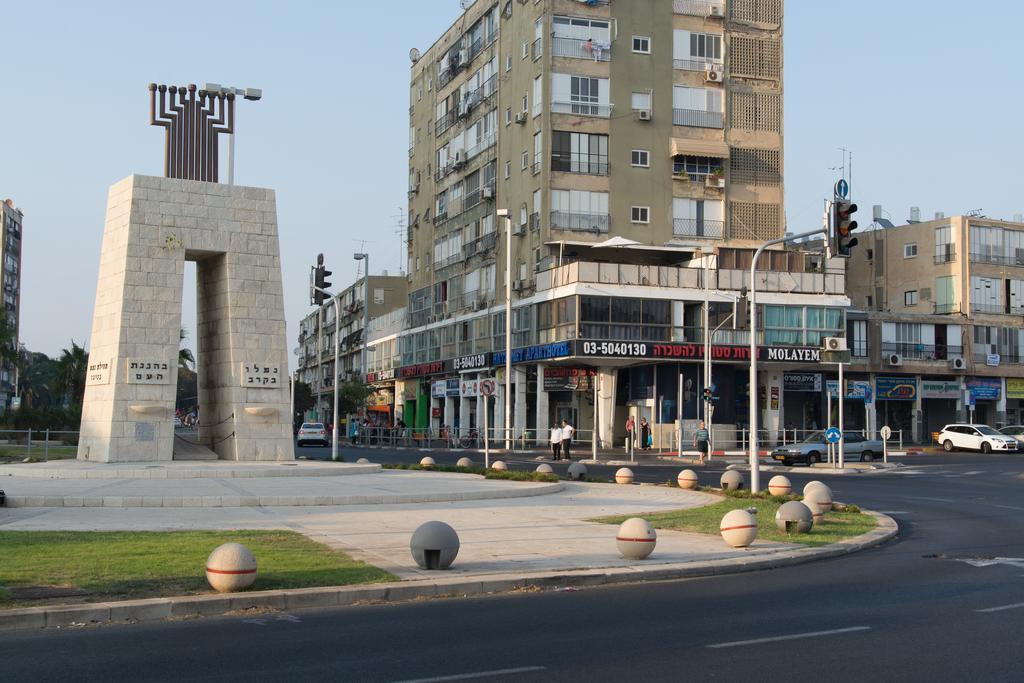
[382,463,558,482]
[591,494,876,548]
[0,530,395,608]
[0,446,78,462]
[484,470,558,483]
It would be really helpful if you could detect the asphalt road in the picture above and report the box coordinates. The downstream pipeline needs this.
[2,452,1023,681]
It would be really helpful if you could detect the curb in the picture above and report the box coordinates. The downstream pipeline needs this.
[0,510,897,631]
[0,464,382,480]
[725,463,902,476]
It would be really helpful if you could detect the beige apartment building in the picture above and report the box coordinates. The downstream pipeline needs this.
[846,214,1024,440]
[375,0,851,447]
[1,198,22,412]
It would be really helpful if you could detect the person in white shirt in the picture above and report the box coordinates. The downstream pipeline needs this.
[550,425,563,460]
[560,419,575,461]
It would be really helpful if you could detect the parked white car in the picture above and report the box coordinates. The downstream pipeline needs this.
[937,424,1019,453]
[999,425,1024,446]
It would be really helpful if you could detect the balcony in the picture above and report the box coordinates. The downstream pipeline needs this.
[529,212,540,231]
[973,303,1007,315]
[673,108,723,129]
[464,75,497,113]
[551,153,609,175]
[532,37,543,61]
[672,217,724,239]
[970,251,1024,266]
[673,58,723,72]
[934,246,956,264]
[934,302,961,314]
[466,132,496,159]
[881,342,963,361]
[974,351,1023,364]
[552,101,613,118]
[550,211,610,233]
[436,111,456,137]
[552,36,611,62]
[673,0,725,17]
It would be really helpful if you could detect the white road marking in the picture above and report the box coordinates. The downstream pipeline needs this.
[877,511,909,515]
[960,557,1024,570]
[977,602,1024,613]
[963,470,985,476]
[911,496,959,503]
[392,666,547,683]
[706,626,871,649]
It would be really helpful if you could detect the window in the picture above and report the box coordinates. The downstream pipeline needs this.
[532,75,542,117]
[374,288,385,305]
[551,190,610,232]
[632,36,650,54]
[673,155,723,180]
[904,243,918,258]
[631,207,650,224]
[533,131,542,172]
[551,73,610,116]
[631,91,651,112]
[935,224,954,261]
[522,151,529,169]
[522,41,528,58]
[904,290,918,306]
[673,198,724,238]
[972,276,1002,313]
[935,276,954,311]
[551,131,608,174]
[505,54,512,72]
[672,86,723,128]
[522,94,528,113]
[504,160,511,178]
[505,107,512,125]
[571,76,599,114]
[673,30,723,69]
[631,150,649,167]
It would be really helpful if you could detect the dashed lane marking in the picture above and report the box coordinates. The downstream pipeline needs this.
[977,602,1024,613]
[392,666,547,682]
[706,626,871,649]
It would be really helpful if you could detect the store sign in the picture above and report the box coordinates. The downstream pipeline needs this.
[543,367,596,392]
[398,361,447,378]
[966,377,1001,401]
[827,379,872,400]
[460,379,479,398]
[784,372,821,392]
[368,389,393,407]
[986,354,1001,367]
[577,340,821,363]
[876,376,918,401]
[1007,378,1024,400]
[453,353,490,371]
[366,369,395,383]
[492,341,572,365]
[446,378,461,397]
[922,381,960,399]
[431,380,447,398]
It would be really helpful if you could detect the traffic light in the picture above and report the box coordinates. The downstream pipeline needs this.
[703,387,713,403]
[832,201,859,258]
[735,286,748,329]
[312,253,332,306]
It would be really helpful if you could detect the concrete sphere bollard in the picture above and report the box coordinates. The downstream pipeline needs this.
[205,543,257,593]
[616,517,657,560]
[456,457,474,468]
[775,501,814,534]
[356,457,371,464]
[409,521,460,570]
[567,462,588,481]
[803,486,833,520]
[615,467,635,485]
[490,460,507,471]
[536,463,554,474]
[803,480,832,499]
[419,456,436,469]
[720,509,758,548]
[677,469,699,489]
[720,470,745,491]
[767,475,792,497]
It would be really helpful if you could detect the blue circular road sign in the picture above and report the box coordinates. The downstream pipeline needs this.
[834,179,849,199]
[825,427,842,444]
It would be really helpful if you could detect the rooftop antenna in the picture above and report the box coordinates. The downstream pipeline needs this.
[392,207,407,275]
[966,208,985,218]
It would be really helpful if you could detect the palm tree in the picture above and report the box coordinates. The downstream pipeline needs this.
[179,328,195,370]
[0,316,17,367]
[53,341,88,406]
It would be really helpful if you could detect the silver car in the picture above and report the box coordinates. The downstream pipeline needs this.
[771,431,885,466]
[999,425,1024,446]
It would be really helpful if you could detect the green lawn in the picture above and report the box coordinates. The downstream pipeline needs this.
[0,445,78,462]
[0,530,396,607]
[592,496,877,548]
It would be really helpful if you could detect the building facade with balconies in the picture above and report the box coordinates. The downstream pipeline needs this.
[846,214,1024,440]
[0,198,22,412]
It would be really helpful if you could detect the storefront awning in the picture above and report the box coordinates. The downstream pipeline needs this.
[670,137,729,158]
[366,405,391,412]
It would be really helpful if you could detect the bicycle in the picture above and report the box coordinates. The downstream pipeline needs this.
[459,428,480,449]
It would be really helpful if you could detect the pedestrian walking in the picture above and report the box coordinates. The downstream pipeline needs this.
[694,420,710,464]
[549,424,563,460]
[560,419,575,461]
[625,415,635,456]
[640,417,651,451]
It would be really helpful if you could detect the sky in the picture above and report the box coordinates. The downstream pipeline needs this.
[2,0,1023,362]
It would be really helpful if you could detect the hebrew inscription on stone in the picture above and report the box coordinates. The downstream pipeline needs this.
[86,359,112,386]
[241,362,281,388]
[126,360,172,385]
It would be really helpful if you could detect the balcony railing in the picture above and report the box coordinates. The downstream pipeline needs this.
[933,246,956,263]
[530,212,540,231]
[552,36,611,61]
[673,58,723,72]
[436,110,456,137]
[466,132,496,159]
[934,302,961,314]
[969,251,1024,266]
[673,108,724,128]
[551,153,609,175]
[674,0,725,16]
[673,218,724,239]
[973,351,1023,364]
[552,101,613,118]
[973,303,1007,315]
[881,342,963,361]
[550,210,610,233]
[532,37,543,61]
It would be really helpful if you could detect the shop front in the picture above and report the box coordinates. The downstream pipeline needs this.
[920,379,960,436]
[1006,378,1024,425]
[784,372,823,431]
[966,377,1001,426]
[875,375,917,440]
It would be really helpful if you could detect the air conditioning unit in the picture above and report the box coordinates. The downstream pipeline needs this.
[452,151,465,168]
[950,357,967,370]
[636,109,652,121]
[512,279,524,292]
[887,353,903,367]
[705,176,725,188]
[513,223,526,236]
[822,337,847,352]
[457,102,470,119]
[514,111,528,124]
[458,49,469,65]
[708,3,724,17]
[704,66,723,83]
[408,182,419,195]
[482,186,494,199]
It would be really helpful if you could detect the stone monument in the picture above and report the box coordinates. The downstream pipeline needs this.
[77,83,293,462]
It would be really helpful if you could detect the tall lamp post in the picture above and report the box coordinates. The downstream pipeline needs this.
[496,209,512,451]
[202,83,261,185]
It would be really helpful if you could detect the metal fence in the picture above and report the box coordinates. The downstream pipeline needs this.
[0,429,80,462]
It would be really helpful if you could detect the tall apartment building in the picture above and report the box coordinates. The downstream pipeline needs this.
[846,214,1024,440]
[384,0,846,446]
[1,198,22,412]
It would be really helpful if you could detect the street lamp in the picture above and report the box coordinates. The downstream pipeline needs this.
[495,209,512,451]
[202,83,262,185]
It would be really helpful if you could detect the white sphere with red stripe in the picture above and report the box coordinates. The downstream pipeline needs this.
[616,517,657,560]
[677,469,699,489]
[720,509,758,548]
[615,467,634,485]
[420,456,436,469]
[490,460,507,471]
[803,480,832,499]
[767,475,792,497]
[803,486,833,520]
[536,463,554,474]
[205,542,257,593]
[720,470,745,491]
[456,457,474,468]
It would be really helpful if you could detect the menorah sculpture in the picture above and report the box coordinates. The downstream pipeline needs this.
[149,83,234,182]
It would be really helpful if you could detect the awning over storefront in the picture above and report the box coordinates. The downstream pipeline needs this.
[367,405,391,412]
[670,137,729,158]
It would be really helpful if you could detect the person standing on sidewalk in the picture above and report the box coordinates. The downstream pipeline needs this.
[640,417,651,451]
[550,424,563,460]
[694,420,710,464]
[625,415,635,456]
[560,419,575,461]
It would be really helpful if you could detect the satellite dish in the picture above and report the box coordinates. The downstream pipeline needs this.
[409,47,421,64]
[460,0,473,9]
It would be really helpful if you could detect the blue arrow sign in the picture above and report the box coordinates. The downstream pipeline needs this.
[834,179,849,199]
[825,427,842,444]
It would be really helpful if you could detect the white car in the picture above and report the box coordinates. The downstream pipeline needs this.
[937,424,1019,453]
[297,422,329,447]
[999,425,1024,446]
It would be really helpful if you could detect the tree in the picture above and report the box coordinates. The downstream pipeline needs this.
[14,350,56,409]
[179,328,195,370]
[338,381,372,416]
[53,341,88,406]
[293,380,314,418]
[0,316,17,368]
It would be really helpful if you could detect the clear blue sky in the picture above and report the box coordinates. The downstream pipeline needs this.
[2,1,1022,359]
